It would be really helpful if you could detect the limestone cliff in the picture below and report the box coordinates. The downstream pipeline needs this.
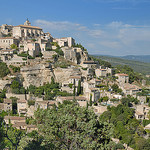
[20,62,54,88]
[54,67,81,83]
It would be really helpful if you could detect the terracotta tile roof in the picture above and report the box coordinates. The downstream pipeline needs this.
[36,100,56,105]
[83,61,97,64]
[70,75,81,79]
[57,96,87,101]
[4,116,26,120]
[18,100,27,103]
[116,73,129,76]
[0,37,15,39]
[4,99,12,104]
[27,125,37,128]
[14,25,42,30]
[123,83,141,90]
[12,122,27,127]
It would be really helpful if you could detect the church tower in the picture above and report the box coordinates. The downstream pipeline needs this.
[24,18,31,26]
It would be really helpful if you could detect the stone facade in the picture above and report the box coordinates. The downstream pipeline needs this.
[53,37,75,47]
[0,37,19,49]
[17,99,27,116]
[115,73,129,84]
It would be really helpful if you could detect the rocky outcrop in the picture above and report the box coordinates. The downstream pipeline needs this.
[21,62,54,88]
[54,67,81,83]
[0,79,11,90]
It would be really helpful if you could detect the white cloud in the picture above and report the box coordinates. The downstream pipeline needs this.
[34,19,150,55]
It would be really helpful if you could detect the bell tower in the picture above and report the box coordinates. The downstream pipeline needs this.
[24,18,31,26]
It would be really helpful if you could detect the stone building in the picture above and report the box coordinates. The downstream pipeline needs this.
[3,99,12,112]
[56,96,87,107]
[115,73,129,84]
[120,83,141,96]
[95,66,112,77]
[137,96,147,104]
[53,37,75,47]
[17,100,27,116]
[83,81,100,102]
[0,37,19,49]
[4,116,26,124]
[81,61,98,68]
[13,19,43,39]
[35,100,56,110]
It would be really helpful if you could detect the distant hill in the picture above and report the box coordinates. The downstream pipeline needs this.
[92,55,150,75]
[120,55,150,63]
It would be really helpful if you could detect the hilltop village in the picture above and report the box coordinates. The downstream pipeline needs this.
[0,20,150,149]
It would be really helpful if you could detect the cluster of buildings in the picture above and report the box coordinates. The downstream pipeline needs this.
[0,20,150,134]
[0,19,88,65]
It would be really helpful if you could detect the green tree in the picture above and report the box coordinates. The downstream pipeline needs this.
[0,117,5,149]
[90,94,92,106]
[10,44,17,49]
[0,62,10,78]
[34,102,113,149]
[77,80,81,96]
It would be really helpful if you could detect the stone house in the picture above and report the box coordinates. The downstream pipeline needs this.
[22,40,40,57]
[56,96,87,107]
[95,66,112,77]
[5,54,27,66]
[35,100,56,110]
[12,122,27,130]
[83,81,100,102]
[137,96,147,104]
[4,116,26,124]
[3,99,12,112]
[17,100,27,116]
[80,61,98,69]
[95,68,107,77]
[135,110,145,120]
[0,49,14,62]
[61,75,82,94]
[120,83,141,96]
[53,37,75,47]
[0,37,19,49]
[115,73,129,84]
[69,75,82,87]
[61,47,78,64]
[135,105,150,120]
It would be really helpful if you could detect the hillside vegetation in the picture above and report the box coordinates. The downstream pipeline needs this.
[92,55,150,75]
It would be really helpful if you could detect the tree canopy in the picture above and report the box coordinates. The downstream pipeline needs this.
[34,102,113,149]
[0,62,10,78]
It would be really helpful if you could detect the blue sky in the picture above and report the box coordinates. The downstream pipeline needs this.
[1,0,150,56]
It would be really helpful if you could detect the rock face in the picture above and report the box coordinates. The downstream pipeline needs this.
[62,47,89,64]
[0,79,11,90]
[21,62,54,88]
[54,67,81,83]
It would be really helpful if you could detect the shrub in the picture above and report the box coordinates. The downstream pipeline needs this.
[28,100,35,107]
[0,62,10,78]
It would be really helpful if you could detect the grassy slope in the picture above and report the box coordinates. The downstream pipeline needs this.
[92,55,150,75]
